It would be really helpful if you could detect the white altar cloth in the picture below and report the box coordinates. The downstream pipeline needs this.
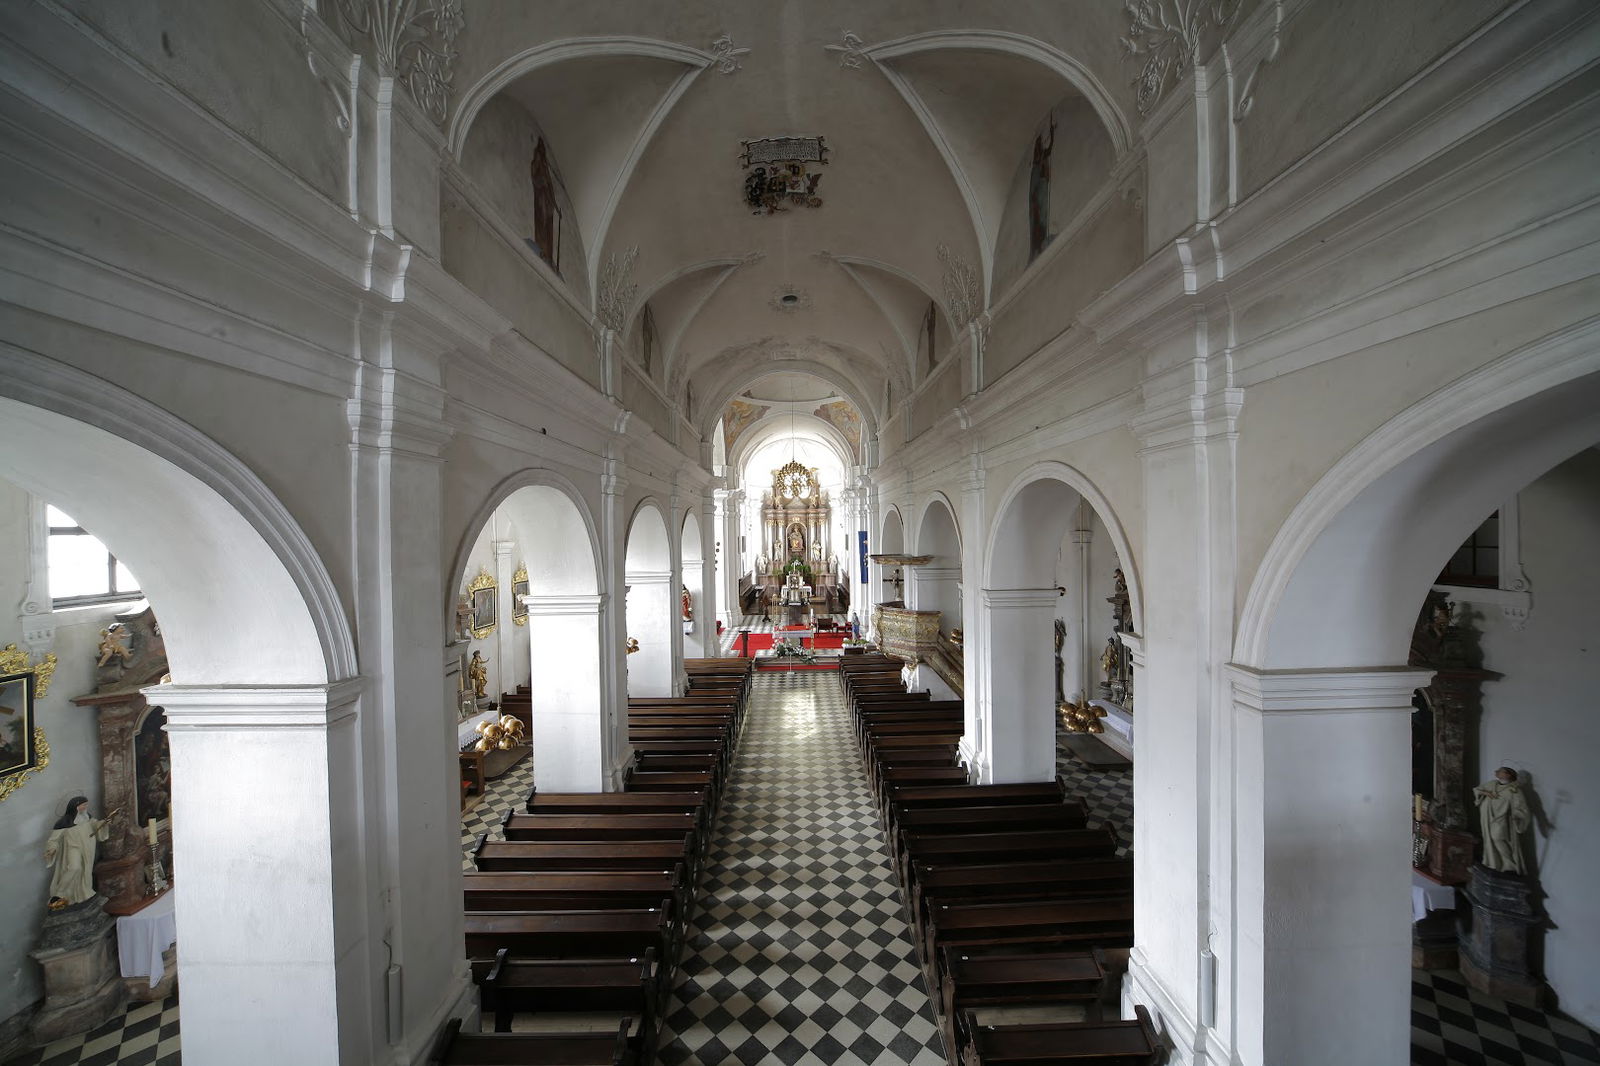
[1411,870,1455,923]
[117,889,176,987]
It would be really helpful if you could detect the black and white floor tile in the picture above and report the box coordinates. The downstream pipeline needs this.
[4,994,178,1066]
[459,751,536,871]
[1054,724,1134,858]
[656,670,947,1066]
[1412,969,1600,1065]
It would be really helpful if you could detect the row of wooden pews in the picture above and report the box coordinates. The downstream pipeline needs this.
[434,658,752,1066]
[837,654,1161,1066]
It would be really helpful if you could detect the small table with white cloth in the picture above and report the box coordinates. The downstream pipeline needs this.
[1411,869,1456,923]
[116,889,176,989]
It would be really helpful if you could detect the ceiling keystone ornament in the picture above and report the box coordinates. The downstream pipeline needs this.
[709,34,751,74]
[741,137,829,215]
[1120,0,1239,116]
[770,286,813,313]
[596,246,640,332]
[937,243,982,327]
[331,0,464,124]
[824,31,868,70]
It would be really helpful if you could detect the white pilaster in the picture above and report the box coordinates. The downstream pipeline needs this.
[525,594,609,792]
[155,681,368,1066]
[977,587,1059,784]
[492,538,516,697]
[1214,666,1433,1066]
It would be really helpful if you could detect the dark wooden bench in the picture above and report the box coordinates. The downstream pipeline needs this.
[940,948,1109,1055]
[463,905,674,967]
[898,827,1120,892]
[477,948,659,1056]
[473,837,693,872]
[912,858,1135,935]
[525,789,706,817]
[463,870,684,914]
[425,1016,632,1066]
[923,898,1136,988]
[954,1005,1160,1066]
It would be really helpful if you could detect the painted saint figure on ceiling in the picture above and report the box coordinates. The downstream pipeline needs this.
[1029,115,1057,260]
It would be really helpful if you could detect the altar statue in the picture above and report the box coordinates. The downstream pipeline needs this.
[469,651,490,701]
[44,797,118,907]
[1474,766,1531,874]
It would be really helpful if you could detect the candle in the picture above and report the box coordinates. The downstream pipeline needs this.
[147,819,158,847]
[1413,794,1424,822]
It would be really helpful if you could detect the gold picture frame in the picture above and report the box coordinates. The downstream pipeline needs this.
[512,563,529,627]
[467,568,497,639]
[0,661,50,804]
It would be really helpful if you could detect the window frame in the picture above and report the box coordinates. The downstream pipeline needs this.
[47,507,144,610]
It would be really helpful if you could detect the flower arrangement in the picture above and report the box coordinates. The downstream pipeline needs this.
[770,638,816,663]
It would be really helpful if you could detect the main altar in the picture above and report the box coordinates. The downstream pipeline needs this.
[756,459,839,615]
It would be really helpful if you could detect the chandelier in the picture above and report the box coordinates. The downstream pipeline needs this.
[773,459,816,501]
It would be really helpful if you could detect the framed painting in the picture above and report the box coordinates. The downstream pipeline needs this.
[468,568,497,639]
[0,670,45,802]
[512,564,529,627]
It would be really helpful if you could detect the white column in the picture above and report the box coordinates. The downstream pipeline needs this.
[700,498,720,656]
[598,468,630,790]
[909,566,961,629]
[624,570,674,697]
[526,594,608,792]
[977,587,1059,784]
[156,681,367,1065]
[1208,666,1431,1066]
[493,538,516,698]
[1071,526,1093,699]
[958,462,986,770]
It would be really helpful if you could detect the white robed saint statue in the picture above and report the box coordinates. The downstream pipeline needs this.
[44,796,117,906]
[1473,767,1531,875]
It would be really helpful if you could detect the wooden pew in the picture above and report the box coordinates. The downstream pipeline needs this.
[473,837,692,873]
[501,810,700,842]
[525,789,706,817]
[463,905,674,967]
[478,948,659,1061]
[463,871,684,914]
[912,858,1135,935]
[954,1005,1160,1066]
[940,948,1109,1057]
[897,827,1120,893]
[923,897,1136,988]
[425,1017,632,1066]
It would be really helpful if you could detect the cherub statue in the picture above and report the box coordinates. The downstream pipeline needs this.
[96,625,133,668]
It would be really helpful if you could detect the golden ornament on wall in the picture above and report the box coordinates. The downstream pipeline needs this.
[0,645,57,803]
[512,563,530,627]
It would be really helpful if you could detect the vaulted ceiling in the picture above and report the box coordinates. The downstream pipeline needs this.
[448,1,1140,445]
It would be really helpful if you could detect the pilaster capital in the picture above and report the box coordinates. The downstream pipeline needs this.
[980,587,1060,610]
[1226,665,1435,715]
[525,593,607,618]
[151,677,366,730]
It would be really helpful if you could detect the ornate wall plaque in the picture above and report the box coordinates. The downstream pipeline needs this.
[468,568,497,638]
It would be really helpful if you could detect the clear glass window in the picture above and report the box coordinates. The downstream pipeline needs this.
[48,507,142,608]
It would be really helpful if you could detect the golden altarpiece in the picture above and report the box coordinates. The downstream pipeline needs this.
[755,461,839,615]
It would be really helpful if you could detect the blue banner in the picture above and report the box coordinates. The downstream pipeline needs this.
[858,530,869,585]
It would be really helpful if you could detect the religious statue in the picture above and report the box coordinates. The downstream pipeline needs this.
[1053,619,1067,704]
[680,585,693,621]
[44,797,118,907]
[1100,637,1119,681]
[787,524,805,556]
[1474,766,1531,874]
[96,625,132,669]
[468,651,489,701]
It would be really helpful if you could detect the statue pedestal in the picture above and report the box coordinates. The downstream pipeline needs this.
[29,898,128,1044]
[1459,864,1547,1007]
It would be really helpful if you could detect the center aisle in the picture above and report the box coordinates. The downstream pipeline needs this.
[657,669,948,1066]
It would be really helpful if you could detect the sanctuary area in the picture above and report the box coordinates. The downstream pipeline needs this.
[1,2,1598,1066]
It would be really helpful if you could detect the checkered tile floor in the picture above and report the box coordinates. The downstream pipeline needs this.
[459,749,536,870]
[656,670,947,1066]
[1055,724,1133,858]
[1412,969,1600,1065]
[4,993,178,1066]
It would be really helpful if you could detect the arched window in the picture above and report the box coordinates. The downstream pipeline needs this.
[48,505,141,609]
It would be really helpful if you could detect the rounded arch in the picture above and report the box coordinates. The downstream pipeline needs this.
[446,468,603,625]
[624,498,672,572]
[679,508,704,563]
[880,504,906,554]
[0,351,352,683]
[984,461,1142,633]
[695,359,881,445]
[447,37,712,161]
[1238,331,1600,670]
[729,414,857,485]
[914,492,963,560]
[865,30,1131,158]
